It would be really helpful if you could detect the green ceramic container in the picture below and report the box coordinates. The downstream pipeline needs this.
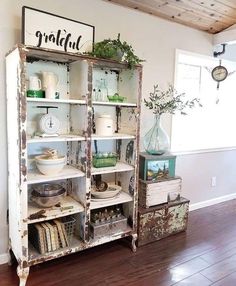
[27,90,45,98]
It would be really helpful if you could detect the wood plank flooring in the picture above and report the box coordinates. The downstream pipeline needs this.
[2,199,236,286]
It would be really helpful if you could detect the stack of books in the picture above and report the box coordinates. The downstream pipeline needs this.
[29,218,74,254]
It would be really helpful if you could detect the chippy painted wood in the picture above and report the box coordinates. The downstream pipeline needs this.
[27,165,85,184]
[104,0,236,33]
[91,162,134,175]
[6,47,29,286]
[6,45,142,285]
[27,196,84,224]
[26,97,86,104]
[138,197,189,246]
[27,134,85,143]
[90,191,133,209]
[139,177,182,208]
[92,133,136,140]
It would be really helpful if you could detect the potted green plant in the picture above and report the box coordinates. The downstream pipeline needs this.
[143,84,202,155]
[89,34,144,69]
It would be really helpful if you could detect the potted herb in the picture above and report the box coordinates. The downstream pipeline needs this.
[143,84,201,155]
[89,34,144,69]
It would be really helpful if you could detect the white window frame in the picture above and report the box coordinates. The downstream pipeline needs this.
[171,49,236,155]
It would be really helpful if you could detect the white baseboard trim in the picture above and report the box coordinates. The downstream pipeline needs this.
[190,193,236,211]
[0,253,8,265]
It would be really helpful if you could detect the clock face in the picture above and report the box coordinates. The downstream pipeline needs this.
[39,114,60,135]
[211,65,228,82]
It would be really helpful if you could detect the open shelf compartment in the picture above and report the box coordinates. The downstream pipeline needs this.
[27,165,85,184]
[28,195,84,224]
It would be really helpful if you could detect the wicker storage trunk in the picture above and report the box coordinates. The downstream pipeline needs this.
[138,197,189,246]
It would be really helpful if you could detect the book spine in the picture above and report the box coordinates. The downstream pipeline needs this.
[54,220,66,248]
[45,222,57,251]
[41,223,52,252]
[34,224,46,254]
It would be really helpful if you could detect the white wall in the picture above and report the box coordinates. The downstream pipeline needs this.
[218,43,236,61]
[1,0,236,257]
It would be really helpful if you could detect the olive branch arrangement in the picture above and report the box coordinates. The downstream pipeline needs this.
[144,84,202,116]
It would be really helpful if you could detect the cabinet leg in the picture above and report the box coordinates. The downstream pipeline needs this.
[17,266,29,286]
[8,242,14,266]
[131,233,138,252]
[8,250,14,266]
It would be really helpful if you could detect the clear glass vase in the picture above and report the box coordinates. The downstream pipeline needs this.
[143,114,170,155]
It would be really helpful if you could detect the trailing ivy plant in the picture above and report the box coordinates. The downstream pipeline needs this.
[89,34,144,69]
[144,84,202,116]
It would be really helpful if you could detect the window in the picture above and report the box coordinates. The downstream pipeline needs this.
[171,50,236,152]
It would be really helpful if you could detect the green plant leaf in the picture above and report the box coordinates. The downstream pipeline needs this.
[144,84,202,116]
[87,34,144,69]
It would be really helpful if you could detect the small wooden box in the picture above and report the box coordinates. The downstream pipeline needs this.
[139,177,182,208]
[139,152,176,182]
[138,197,189,246]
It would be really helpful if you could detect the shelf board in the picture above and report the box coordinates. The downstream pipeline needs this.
[28,235,84,266]
[92,101,137,107]
[27,98,86,105]
[89,226,133,247]
[91,162,134,175]
[28,196,84,224]
[27,165,85,184]
[92,133,135,140]
[90,191,133,210]
[27,134,85,143]
[28,228,134,266]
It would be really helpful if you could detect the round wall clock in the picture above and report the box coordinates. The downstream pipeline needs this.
[211,65,228,82]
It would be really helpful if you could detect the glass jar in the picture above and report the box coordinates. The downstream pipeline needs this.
[143,114,170,155]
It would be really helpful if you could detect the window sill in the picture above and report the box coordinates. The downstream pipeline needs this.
[171,146,236,156]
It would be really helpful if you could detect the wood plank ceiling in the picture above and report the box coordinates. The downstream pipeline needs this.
[103,0,236,34]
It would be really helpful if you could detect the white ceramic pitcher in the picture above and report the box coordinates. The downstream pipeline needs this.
[29,75,41,90]
[41,72,59,99]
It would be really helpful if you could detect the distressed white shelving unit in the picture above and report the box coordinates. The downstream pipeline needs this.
[6,45,142,286]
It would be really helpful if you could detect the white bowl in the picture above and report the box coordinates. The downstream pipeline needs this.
[35,155,66,176]
[91,184,122,199]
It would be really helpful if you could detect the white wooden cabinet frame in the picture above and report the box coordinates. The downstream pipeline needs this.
[6,45,142,286]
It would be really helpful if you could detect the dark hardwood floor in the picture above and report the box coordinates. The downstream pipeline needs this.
[2,199,236,286]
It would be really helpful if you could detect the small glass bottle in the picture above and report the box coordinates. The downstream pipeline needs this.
[99,79,108,101]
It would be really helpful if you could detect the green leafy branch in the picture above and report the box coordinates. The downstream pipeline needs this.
[88,34,144,69]
[144,84,202,116]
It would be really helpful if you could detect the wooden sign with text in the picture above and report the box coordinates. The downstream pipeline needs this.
[22,6,95,54]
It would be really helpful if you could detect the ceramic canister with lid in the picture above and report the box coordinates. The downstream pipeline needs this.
[96,114,114,136]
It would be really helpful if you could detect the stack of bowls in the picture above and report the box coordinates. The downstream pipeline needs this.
[35,154,66,176]
[31,183,66,208]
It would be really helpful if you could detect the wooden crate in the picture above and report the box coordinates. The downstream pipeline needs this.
[139,177,182,208]
[138,197,189,246]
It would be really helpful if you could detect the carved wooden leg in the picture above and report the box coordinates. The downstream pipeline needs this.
[131,233,138,252]
[17,265,29,286]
